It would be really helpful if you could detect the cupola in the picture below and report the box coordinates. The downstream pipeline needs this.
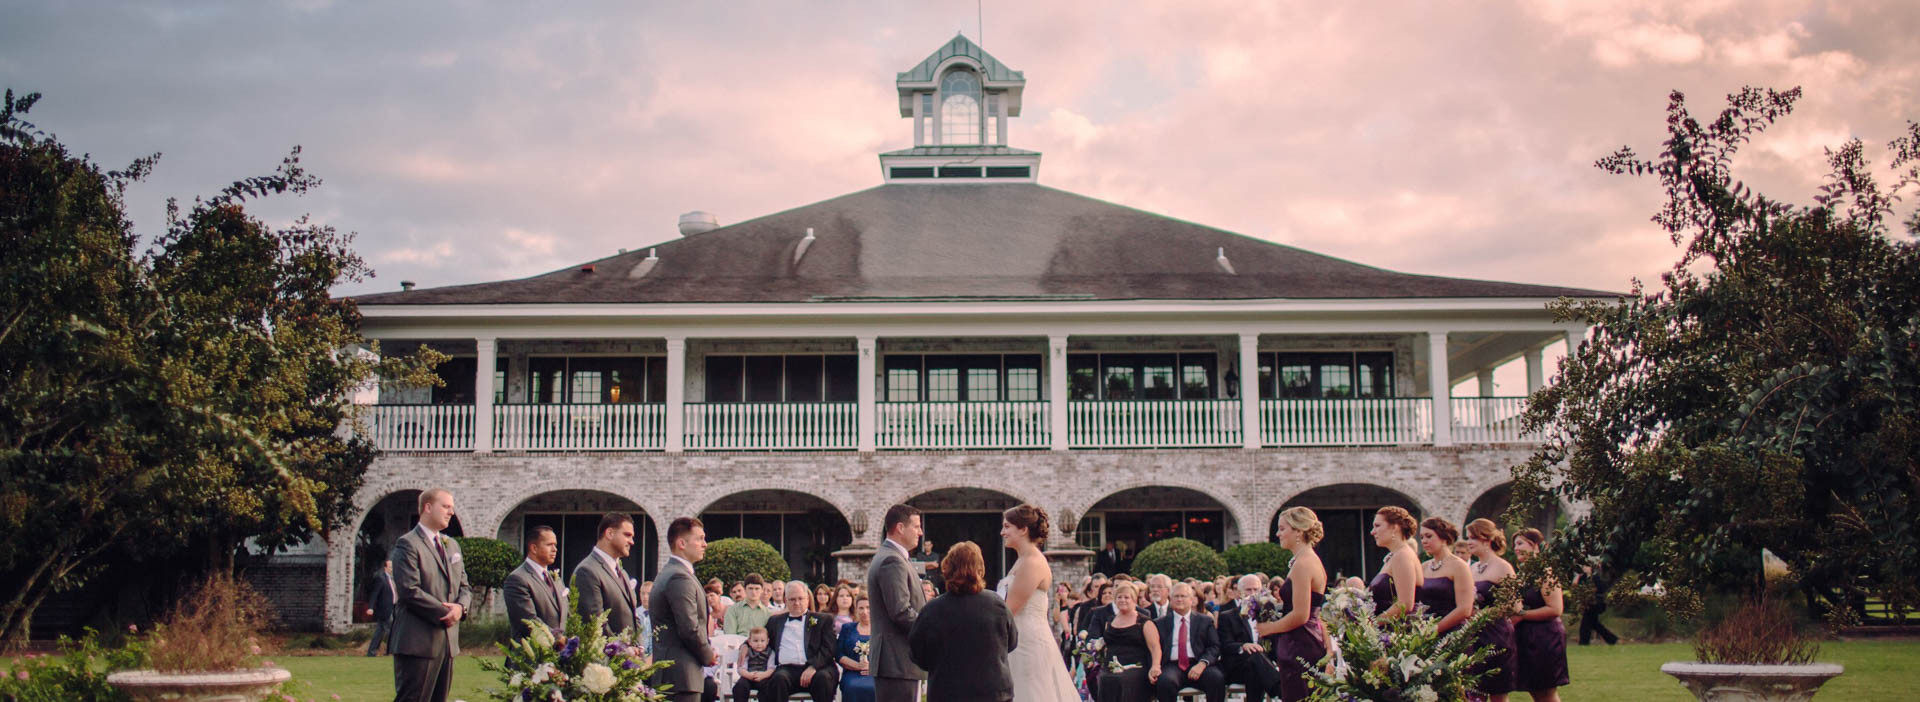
[879,33,1041,184]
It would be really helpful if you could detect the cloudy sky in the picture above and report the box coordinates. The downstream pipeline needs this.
[3,0,1915,307]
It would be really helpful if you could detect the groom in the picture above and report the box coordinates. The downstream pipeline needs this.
[867,504,927,702]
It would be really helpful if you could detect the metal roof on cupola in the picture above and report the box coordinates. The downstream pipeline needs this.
[883,33,1039,184]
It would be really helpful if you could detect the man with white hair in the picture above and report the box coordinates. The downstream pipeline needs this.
[1144,574,1173,620]
[1214,575,1282,702]
[758,581,840,701]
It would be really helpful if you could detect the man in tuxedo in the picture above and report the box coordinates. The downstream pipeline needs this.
[503,525,566,642]
[867,504,927,702]
[363,559,395,656]
[573,513,638,635]
[1154,583,1225,702]
[651,517,718,702]
[1215,575,1283,702]
[1095,541,1122,577]
[752,582,840,701]
[389,488,471,702]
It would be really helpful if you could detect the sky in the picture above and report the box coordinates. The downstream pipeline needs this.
[3,1,1916,390]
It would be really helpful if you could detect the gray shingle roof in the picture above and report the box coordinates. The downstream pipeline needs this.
[354,184,1615,306]
[896,34,1024,85]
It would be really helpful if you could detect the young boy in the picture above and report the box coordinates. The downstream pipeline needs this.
[730,626,775,701]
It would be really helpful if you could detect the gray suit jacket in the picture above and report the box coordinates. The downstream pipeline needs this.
[503,561,566,642]
[648,557,714,695]
[388,527,472,659]
[572,550,638,635]
[867,542,927,680]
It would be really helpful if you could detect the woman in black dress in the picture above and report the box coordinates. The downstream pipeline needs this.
[1099,582,1163,702]
[1465,518,1517,702]
[1256,506,1329,702]
[1367,506,1422,617]
[907,541,1018,702]
[1414,517,1475,633]
[1511,529,1569,701]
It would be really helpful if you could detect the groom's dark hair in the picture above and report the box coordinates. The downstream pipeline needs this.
[882,504,921,539]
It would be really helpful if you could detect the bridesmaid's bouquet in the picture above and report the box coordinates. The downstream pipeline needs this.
[481,607,675,702]
[1302,584,1507,702]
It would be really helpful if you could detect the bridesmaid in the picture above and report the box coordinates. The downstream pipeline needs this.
[838,595,876,702]
[1367,507,1422,617]
[1511,529,1569,702]
[1465,519,1518,701]
[1256,507,1329,702]
[1415,517,1475,633]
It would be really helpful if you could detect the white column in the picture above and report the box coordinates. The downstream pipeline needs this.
[664,337,686,453]
[1565,325,1588,355]
[1238,333,1260,449]
[1476,369,1496,397]
[1523,347,1545,394]
[857,336,877,452]
[473,337,495,453]
[1048,335,1069,451]
[996,94,1009,146]
[912,92,925,146]
[1428,331,1452,447]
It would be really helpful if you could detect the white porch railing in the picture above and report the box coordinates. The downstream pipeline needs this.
[1450,397,1534,443]
[363,404,474,451]
[876,401,1050,449]
[1068,399,1243,448]
[683,402,858,450]
[493,403,667,451]
[1261,398,1433,446]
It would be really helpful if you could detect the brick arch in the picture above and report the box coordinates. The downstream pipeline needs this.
[886,478,1045,514]
[1073,480,1254,547]
[472,478,669,543]
[685,483,858,527]
[1461,476,1517,523]
[1266,476,1436,527]
[349,481,435,533]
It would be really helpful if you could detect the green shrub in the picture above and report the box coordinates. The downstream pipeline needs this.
[454,536,519,611]
[696,538,791,586]
[0,629,142,701]
[1130,538,1227,581]
[1223,542,1292,577]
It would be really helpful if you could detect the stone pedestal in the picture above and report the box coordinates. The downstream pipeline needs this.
[833,545,878,585]
[1045,547,1096,586]
[1659,662,1844,701]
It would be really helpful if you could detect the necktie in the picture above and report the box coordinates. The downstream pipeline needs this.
[544,569,560,606]
[1177,615,1190,671]
[434,536,448,569]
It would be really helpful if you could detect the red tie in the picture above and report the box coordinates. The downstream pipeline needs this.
[1177,615,1190,671]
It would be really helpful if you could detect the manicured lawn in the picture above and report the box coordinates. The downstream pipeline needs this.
[264,639,1920,701]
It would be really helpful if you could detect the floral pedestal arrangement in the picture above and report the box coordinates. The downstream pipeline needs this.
[106,667,291,702]
[1660,662,1844,701]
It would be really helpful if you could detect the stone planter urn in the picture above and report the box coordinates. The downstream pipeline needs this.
[1660,662,1844,701]
[106,667,292,702]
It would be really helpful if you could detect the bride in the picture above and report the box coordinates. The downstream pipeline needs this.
[996,504,1081,702]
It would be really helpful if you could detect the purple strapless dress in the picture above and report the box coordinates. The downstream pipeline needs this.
[1273,578,1327,702]
[1514,584,1570,690]
[1416,575,1462,631]
[1367,569,1398,615]
[1469,579,1516,694]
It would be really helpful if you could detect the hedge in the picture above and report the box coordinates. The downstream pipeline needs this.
[695,537,791,586]
[1223,542,1293,578]
[1129,538,1228,581]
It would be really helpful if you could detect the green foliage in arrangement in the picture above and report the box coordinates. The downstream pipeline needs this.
[0,629,143,701]
[694,538,791,586]
[1129,538,1227,581]
[1512,86,1920,623]
[1223,542,1293,578]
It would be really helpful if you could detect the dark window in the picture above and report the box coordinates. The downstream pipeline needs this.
[984,166,1030,178]
[937,166,982,178]
[885,356,922,402]
[784,355,824,403]
[881,353,1047,402]
[1260,352,1396,399]
[706,354,857,403]
[890,167,935,178]
[705,356,744,402]
[824,355,858,402]
[522,357,657,404]
[1069,353,1219,400]
[744,357,785,403]
[1068,355,1099,401]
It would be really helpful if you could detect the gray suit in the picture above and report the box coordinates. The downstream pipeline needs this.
[571,550,638,635]
[649,556,714,701]
[502,561,566,642]
[868,541,927,702]
[389,527,471,702]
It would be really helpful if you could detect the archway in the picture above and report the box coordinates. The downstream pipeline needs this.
[496,489,658,582]
[1464,482,1560,539]
[351,490,466,624]
[699,490,852,585]
[1085,486,1238,576]
[1276,484,1422,583]
[906,488,1023,588]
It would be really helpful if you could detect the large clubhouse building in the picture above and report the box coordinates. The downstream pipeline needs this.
[316,36,1607,632]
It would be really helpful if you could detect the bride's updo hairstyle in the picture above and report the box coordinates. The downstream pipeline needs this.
[1003,504,1051,545]
[1465,518,1507,555]
[1278,506,1325,546]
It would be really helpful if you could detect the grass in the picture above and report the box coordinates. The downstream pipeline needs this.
[262,639,1920,702]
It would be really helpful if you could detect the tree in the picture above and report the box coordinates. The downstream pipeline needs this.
[0,91,440,646]
[1223,542,1292,578]
[1512,86,1920,621]
[1129,538,1228,581]
[454,537,519,614]
[695,538,791,586]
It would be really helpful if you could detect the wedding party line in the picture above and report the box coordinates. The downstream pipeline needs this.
[380,489,1573,702]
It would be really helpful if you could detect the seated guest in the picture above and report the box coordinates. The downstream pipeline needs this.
[1218,575,1283,702]
[731,627,776,702]
[725,573,773,636]
[762,581,841,701]
[907,541,1016,702]
[829,585,858,630]
[837,595,876,702]
[1153,583,1225,702]
[1099,582,1161,702]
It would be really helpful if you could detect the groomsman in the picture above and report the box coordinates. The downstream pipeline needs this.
[573,513,638,634]
[652,517,718,702]
[390,488,471,702]
[363,559,395,656]
[1216,575,1283,702]
[503,525,566,642]
[759,582,840,701]
[1153,583,1225,702]
[867,504,927,702]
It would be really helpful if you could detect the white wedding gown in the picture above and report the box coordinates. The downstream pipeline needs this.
[996,569,1081,702]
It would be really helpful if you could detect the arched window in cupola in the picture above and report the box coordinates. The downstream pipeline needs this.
[940,68,982,145]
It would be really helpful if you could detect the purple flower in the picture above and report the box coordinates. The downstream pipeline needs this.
[623,659,637,670]
[604,641,624,657]
[1379,631,1392,648]
[559,637,580,660]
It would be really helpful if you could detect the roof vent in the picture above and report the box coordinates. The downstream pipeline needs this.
[629,248,659,279]
[793,228,816,265]
[580,263,595,273]
[400,280,416,291]
[1216,247,1236,275]
[678,211,719,237]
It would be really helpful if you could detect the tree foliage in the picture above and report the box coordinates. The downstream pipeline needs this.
[1129,538,1227,581]
[0,90,441,646]
[1222,542,1292,578]
[696,538,791,586]
[1512,86,1920,621]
